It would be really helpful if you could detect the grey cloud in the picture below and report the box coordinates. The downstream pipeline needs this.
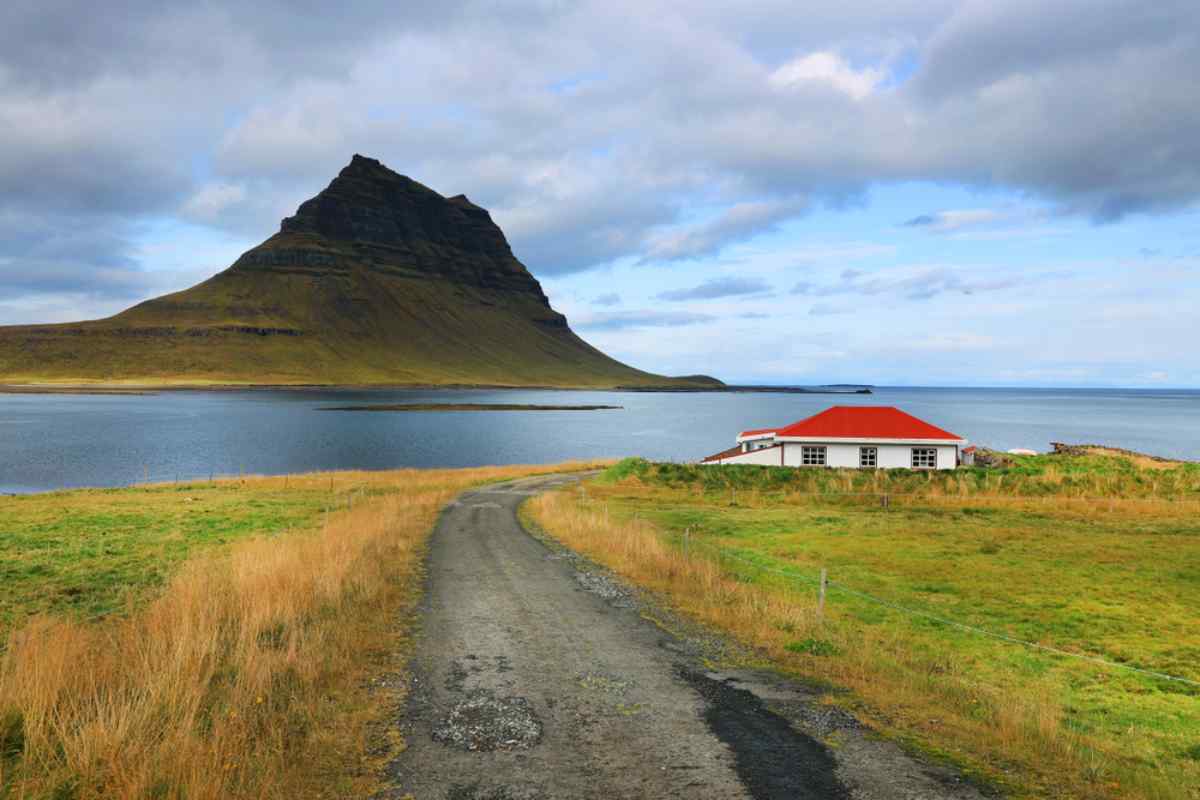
[641,199,809,263]
[2,0,1200,318]
[573,309,717,331]
[655,276,772,301]
[592,292,621,306]
[0,211,145,299]
[0,1,472,90]
[903,214,936,227]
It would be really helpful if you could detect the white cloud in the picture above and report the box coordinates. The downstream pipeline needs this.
[903,208,1004,233]
[769,51,885,100]
[181,182,246,222]
[642,199,809,263]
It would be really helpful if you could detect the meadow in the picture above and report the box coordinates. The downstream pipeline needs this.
[527,452,1200,800]
[0,463,601,800]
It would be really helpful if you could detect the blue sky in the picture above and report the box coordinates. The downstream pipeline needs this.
[2,0,1198,387]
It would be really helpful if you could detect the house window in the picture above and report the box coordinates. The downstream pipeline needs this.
[911,448,937,469]
[801,446,827,466]
[859,447,877,468]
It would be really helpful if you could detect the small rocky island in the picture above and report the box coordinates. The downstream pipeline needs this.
[318,403,622,412]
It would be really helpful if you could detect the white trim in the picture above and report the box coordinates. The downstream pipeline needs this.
[775,435,967,446]
[736,431,777,443]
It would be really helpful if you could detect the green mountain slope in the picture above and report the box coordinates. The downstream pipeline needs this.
[0,156,721,388]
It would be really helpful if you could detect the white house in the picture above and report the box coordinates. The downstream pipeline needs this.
[701,406,968,470]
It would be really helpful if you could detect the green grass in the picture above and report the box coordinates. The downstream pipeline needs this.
[604,453,1200,498]
[0,480,346,629]
[590,453,1200,797]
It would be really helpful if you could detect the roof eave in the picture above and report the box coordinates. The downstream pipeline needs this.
[776,436,968,446]
[735,432,777,443]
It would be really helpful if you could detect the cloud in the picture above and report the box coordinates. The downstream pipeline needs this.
[793,266,1020,300]
[572,309,717,331]
[655,276,772,301]
[3,0,1200,318]
[902,209,1004,233]
[808,303,850,316]
[592,292,621,306]
[181,182,247,223]
[641,199,810,263]
[769,51,885,100]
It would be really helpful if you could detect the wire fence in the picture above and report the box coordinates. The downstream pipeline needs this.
[674,527,1200,688]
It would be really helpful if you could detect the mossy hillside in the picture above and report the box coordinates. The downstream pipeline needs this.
[0,157,719,389]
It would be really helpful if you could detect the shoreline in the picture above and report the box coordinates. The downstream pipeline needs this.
[0,382,873,395]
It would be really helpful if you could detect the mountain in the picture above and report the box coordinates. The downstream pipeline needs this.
[0,155,721,389]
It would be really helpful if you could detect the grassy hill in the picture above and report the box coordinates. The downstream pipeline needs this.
[0,156,721,389]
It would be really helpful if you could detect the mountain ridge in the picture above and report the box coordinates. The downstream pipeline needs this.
[0,156,722,389]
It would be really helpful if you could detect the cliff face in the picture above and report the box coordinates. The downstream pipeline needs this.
[249,155,549,297]
[0,156,720,388]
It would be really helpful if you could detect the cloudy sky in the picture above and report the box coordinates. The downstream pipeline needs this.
[2,0,1198,387]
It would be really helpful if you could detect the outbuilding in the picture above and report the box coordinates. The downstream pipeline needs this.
[700,406,968,470]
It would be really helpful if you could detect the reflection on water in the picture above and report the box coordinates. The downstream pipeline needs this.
[1,386,1196,492]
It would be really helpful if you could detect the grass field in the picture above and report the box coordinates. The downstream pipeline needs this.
[0,463,601,800]
[0,480,342,630]
[528,453,1200,800]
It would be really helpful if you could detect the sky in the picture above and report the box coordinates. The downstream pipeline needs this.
[2,0,1198,387]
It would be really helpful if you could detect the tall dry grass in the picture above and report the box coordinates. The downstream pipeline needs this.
[527,488,1186,800]
[0,464,597,800]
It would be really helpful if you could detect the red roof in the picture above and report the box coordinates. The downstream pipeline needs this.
[738,427,777,438]
[774,406,962,441]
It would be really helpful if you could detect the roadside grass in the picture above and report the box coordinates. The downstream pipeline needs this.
[528,454,1200,800]
[0,462,602,800]
[0,480,342,630]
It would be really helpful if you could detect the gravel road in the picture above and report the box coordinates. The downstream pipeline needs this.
[381,474,993,800]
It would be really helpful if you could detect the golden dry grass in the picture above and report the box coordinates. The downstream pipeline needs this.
[0,463,602,800]
[526,484,1197,800]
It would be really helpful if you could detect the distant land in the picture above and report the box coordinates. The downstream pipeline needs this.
[318,403,623,412]
[0,155,721,390]
[617,385,873,394]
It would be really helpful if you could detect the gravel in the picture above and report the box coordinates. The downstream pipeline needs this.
[433,691,543,752]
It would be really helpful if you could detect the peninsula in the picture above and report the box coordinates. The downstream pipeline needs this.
[0,156,721,390]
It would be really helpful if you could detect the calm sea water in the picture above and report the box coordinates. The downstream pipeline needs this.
[1,387,1197,493]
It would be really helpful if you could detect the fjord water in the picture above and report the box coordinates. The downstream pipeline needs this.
[1,387,1197,493]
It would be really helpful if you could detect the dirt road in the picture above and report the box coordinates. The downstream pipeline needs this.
[382,474,991,800]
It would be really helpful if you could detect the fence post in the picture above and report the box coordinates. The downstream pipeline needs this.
[683,526,690,559]
[818,568,827,621]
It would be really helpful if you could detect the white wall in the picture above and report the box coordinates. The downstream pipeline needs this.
[780,442,959,470]
[710,446,784,466]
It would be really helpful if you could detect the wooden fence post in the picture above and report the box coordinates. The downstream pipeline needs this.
[683,526,690,558]
[818,568,827,621]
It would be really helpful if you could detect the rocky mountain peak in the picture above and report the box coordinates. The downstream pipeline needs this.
[234,155,543,297]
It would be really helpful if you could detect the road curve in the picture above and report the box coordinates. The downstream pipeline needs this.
[382,474,989,800]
